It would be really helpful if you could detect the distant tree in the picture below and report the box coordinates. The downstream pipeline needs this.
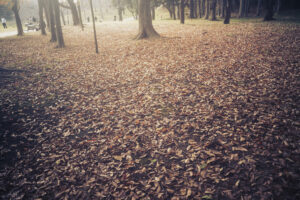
[190,0,195,18]
[205,0,210,19]
[76,0,84,30]
[256,0,262,16]
[38,0,46,35]
[198,0,202,18]
[67,0,80,25]
[0,0,23,35]
[238,0,245,18]
[211,0,217,20]
[264,0,275,21]
[180,0,185,23]
[11,0,23,36]
[135,0,159,39]
[224,0,231,24]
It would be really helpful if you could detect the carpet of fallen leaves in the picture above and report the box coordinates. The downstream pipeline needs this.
[0,20,299,199]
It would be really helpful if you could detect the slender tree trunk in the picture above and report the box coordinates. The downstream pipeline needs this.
[264,0,275,21]
[211,0,217,20]
[180,0,185,24]
[190,0,195,18]
[67,0,80,25]
[221,0,226,17]
[89,0,98,53]
[60,9,66,26]
[177,4,180,19]
[245,0,249,17]
[202,0,205,17]
[135,0,159,39]
[275,0,281,13]
[12,0,23,36]
[198,0,202,18]
[172,0,176,20]
[53,0,65,48]
[218,0,223,17]
[205,0,210,19]
[194,0,198,18]
[239,0,245,18]
[118,0,123,21]
[38,0,46,35]
[44,4,50,30]
[77,1,84,30]
[48,0,57,42]
[256,0,262,16]
[224,0,231,24]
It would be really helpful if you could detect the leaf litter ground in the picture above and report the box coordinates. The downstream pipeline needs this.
[0,20,299,199]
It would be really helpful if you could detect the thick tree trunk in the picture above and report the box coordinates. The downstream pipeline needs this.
[118,0,123,21]
[264,0,275,21]
[239,0,245,18]
[190,0,195,18]
[48,0,57,42]
[211,0,217,20]
[38,0,46,35]
[135,0,159,39]
[67,0,80,25]
[256,0,262,16]
[205,0,210,19]
[12,0,23,36]
[53,0,65,48]
[89,0,98,53]
[180,0,185,24]
[224,0,231,24]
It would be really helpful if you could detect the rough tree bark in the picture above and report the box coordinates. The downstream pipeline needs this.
[67,0,80,25]
[180,0,185,24]
[12,0,23,36]
[224,0,231,24]
[135,0,159,39]
[53,0,65,48]
[38,0,46,35]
